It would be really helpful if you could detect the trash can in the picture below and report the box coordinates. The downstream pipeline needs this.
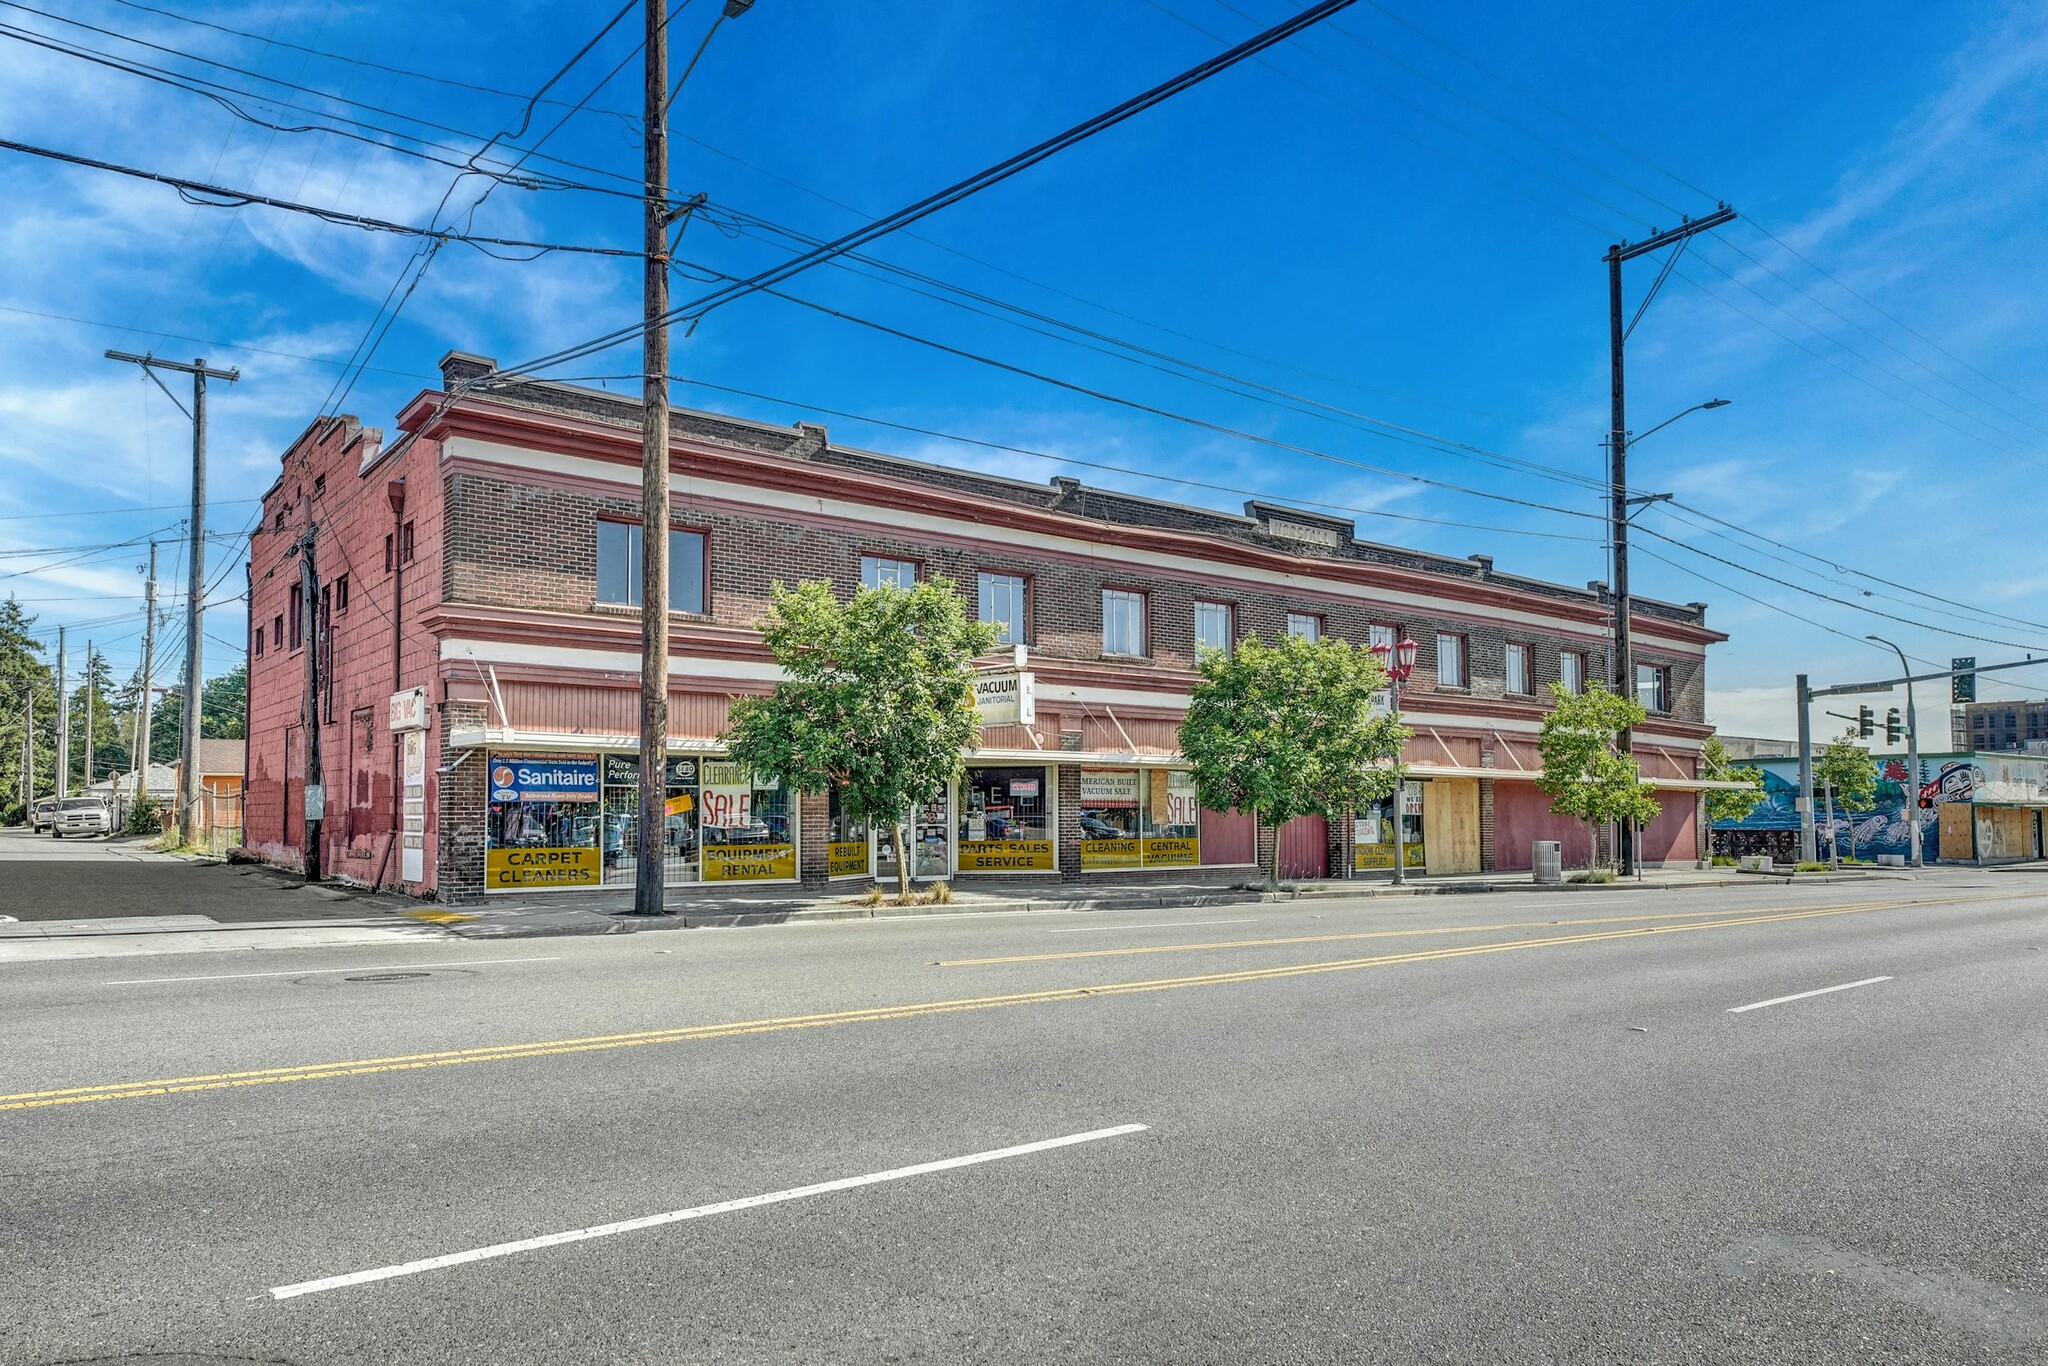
[1532,841,1562,885]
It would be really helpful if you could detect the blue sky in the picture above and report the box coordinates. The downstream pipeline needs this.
[3,0,2045,740]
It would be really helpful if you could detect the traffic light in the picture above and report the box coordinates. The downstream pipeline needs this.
[1953,656,1976,703]
[1885,708,1903,746]
[1857,705,1874,739]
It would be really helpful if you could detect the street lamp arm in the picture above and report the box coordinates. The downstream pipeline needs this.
[1629,399,1731,447]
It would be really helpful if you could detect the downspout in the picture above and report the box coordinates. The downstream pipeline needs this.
[374,477,406,892]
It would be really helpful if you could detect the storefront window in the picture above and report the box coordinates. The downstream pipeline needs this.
[700,761,797,881]
[486,752,602,890]
[600,754,700,885]
[1354,782,1425,872]
[828,785,871,878]
[1081,769,1201,869]
[958,766,1054,872]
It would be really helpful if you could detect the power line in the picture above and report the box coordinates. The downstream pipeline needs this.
[488,0,1374,379]
[658,372,1600,543]
[0,138,641,257]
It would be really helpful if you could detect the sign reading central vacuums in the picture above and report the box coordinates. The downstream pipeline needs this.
[491,758,600,803]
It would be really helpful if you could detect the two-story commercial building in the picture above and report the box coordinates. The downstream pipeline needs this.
[242,353,1728,902]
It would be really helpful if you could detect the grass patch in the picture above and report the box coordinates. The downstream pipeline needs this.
[1710,855,1737,868]
[1793,861,1831,873]
[1566,868,1617,884]
[856,881,955,908]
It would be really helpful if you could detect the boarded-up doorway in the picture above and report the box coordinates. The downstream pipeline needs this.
[1425,778,1481,875]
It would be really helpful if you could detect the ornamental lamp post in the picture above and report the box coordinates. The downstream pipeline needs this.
[1371,636,1420,886]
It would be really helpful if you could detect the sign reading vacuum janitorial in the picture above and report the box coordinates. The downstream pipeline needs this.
[972,671,1035,726]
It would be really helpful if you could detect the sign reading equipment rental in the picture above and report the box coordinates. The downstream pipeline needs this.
[972,671,1035,726]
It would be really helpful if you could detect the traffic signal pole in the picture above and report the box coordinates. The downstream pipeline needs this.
[1800,654,2042,866]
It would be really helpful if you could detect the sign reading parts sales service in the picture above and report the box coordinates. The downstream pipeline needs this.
[489,754,599,803]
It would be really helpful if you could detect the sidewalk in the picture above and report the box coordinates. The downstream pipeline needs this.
[441,863,1873,939]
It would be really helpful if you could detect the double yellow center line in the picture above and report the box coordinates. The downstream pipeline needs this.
[0,893,2001,1113]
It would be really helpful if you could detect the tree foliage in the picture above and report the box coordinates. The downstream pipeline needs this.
[147,662,248,763]
[723,578,998,899]
[1701,734,1765,825]
[1814,732,1878,814]
[1178,633,1408,880]
[0,596,57,823]
[1535,682,1660,866]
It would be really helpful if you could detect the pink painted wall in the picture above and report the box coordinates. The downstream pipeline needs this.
[1491,784,1596,870]
[1640,790,1698,866]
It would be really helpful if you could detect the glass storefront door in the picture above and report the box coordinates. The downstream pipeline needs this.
[877,789,952,883]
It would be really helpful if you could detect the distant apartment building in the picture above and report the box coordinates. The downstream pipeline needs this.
[242,353,1731,902]
[1954,698,2048,752]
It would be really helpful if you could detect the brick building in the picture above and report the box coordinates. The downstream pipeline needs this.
[243,353,1729,902]
[1954,698,2048,753]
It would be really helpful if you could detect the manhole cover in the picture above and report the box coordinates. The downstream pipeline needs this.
[344,971,433,984]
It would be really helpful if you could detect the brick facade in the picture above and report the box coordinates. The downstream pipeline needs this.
[240,354,1727,901]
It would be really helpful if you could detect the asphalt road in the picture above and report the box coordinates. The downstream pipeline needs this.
[0,827,395,922]
[3,874,2045,1364]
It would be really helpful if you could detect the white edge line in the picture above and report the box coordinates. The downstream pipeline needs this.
[1046,919,1259,934]
[104,958,562,986]
[1727,976,1894,1014]
[269,1123,1148,1300]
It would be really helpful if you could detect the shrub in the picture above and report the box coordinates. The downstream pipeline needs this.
[1710,854,1737,867]
[1794,861,1830,873]
[1567,868,1617,884]
[126,796,161,835]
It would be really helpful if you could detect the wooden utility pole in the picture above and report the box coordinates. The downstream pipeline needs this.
[104,351,240,846]
[299,526,324,882]
[133,541,158,807]
[633,0,673,916]
[83,640,94,790]
[54,626,68,799]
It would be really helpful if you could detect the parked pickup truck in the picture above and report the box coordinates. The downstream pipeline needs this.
[30,797,55,832]
[50,796,113,839]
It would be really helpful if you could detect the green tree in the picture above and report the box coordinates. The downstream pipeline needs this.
[1535,682,1661,869]
[0,597,57,822]
[1701,734,1765,826]
[68,645,127,788]
[1815,731,1878,860]
[1178,633,1408,883]
[723,578,998,901]
[148,662,249,763]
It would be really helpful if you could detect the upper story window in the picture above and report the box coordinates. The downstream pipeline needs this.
[384,533,394,574]
[1435,632,1466,688]
[1559,650,1585,695]
[1286,613,1322,642]
[400,520,416,565]
[1637,662,1669,714]
[272,614,283,650]
[1103,589,1147,657]
[288,583,304,651]
[1505,642,1532,695]
[334,574,350,618]
[977,572,1026,647]
[253,621,265,657]
[860,556,918,590]
[596,519,708,613]
[1195,601,1232,656]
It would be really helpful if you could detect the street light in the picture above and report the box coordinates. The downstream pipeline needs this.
[1370,636,1419,886]
[1609,396,1730,876]
[1866,634,1924,867]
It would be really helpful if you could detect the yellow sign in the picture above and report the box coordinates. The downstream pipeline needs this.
[665,792,694,816]
[487,846,601,889]
[1141,836,1199,867]
[703,843,797,882]
[958,839,1054,872]
[1354,842,1426,871]
[1080,837,1141,870]
[828,841,871,878]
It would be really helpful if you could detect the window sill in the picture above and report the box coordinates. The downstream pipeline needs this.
[592,601,713,621]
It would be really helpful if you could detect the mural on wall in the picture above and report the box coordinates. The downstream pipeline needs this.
[1711,752,1994,861]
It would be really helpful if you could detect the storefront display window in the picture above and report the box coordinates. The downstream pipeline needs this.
[958,766,1054,872]
[486,752,601,890]
[1082,769,1201,870]
[828,785,871,878]
[700,761,796,881]
[1354,783,1425,871]
[600,754,699,885]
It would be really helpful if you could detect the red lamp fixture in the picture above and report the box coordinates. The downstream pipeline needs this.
[1371,637,1420,683]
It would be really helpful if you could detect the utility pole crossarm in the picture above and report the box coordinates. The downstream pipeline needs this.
[1608,206,1739,263]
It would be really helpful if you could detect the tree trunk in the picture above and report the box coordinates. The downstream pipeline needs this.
[892,817,912,904]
